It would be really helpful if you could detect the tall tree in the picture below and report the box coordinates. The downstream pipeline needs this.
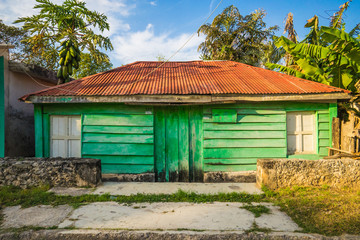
[0,20,27,61]
[72,53,113,79]
[197,5,278,67]
[14,0,113,84]
[0,19,52,67]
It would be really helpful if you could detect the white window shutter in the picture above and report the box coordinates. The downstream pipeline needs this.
[287,112,315,154]
[51,116,81,158]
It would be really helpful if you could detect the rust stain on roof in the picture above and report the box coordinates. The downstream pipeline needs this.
[21,60,350,101]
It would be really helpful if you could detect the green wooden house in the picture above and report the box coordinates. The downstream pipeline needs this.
[21,61,351,182]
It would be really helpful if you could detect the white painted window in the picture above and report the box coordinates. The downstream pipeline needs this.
[50,115,81,157]
[287,112,315,154]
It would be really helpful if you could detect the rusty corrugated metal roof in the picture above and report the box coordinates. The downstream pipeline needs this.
[21,60,350,101]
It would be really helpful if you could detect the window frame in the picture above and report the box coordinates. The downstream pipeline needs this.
[286,111,316,155]
[50,115,81,158]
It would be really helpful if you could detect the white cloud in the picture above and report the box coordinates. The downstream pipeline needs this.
[85,0,134,36]
[0,0,134,36]
[150,1,157,6]
[0,0,38,24]
[111,24,204,65]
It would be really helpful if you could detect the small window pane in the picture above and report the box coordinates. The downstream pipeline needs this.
[302,114,314,132]
[68,140,81,157]
[287,134,297,154]
[69,117,81,137]
[51,140,66,157]
[302,134,314,152]
[52,116,66,136]
[286,114,297,132]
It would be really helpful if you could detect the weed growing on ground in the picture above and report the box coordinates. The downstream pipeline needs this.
[245,222,272,234]
[241,204,270,217]
[0,186,267,209]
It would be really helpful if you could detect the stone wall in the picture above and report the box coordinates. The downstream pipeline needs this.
[257,158,360,190]
[0,157,101,188]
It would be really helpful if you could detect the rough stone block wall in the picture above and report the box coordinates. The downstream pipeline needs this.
[257,158,360,190]
[0,157,101,188]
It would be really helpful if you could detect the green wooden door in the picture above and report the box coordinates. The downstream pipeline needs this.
[154,106,203,182]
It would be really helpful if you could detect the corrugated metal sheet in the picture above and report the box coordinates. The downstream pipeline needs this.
[21,61,349,100]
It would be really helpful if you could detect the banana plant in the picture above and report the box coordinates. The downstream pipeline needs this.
[266,27,360,92]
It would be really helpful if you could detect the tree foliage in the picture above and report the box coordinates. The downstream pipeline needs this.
[197,5,279,67]
[0,19,27,61]
[267,27,360,92]
[14,0,113,84]
[266,1,360,92]
[0,19,53,67]
[72,53,112,79]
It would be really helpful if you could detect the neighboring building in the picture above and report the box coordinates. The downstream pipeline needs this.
[21,61,351,182]
[0,44,58,157]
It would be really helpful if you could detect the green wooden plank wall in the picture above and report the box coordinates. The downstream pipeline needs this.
[0,56,4,157]
[203,107,287,172]
[43,104,155,174]
[82,113,154,174]
[318,109,330,156]
[39,102,333,174]
[203,102,332,172]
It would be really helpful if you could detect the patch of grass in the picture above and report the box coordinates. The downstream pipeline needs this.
[267,185,360,236]
[0,186,267,209]
[241,204,270,217]
[245,222,272,234]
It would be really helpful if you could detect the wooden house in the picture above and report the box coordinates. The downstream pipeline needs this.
[20,61,351,182]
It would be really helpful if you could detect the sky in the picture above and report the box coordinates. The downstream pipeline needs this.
[0,0,359,67]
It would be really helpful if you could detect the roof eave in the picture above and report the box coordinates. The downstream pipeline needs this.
[24,92,352,104]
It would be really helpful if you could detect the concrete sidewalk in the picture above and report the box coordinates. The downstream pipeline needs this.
[2,202,300,231]
[0,182,309,239]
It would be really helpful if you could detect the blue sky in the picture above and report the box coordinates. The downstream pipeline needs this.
[0,0,359,67]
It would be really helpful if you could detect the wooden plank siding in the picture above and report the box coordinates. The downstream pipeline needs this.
[203,107,287,171]
[0,56,4,157]
[42,103,155,174]
[82,113,154,174]
[35,101,334,176]
[318,109,331,156]
[203,102,333,172]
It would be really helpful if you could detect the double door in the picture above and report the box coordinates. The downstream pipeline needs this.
[154,106,203,182]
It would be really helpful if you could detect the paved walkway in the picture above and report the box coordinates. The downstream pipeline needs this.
[0,182,307,238]
[2,202,300,232]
